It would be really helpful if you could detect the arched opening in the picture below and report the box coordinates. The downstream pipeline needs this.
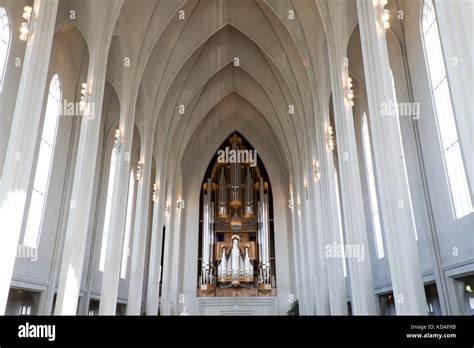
[197,132,276,297]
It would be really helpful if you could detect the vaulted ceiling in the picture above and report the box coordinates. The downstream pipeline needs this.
[57,0,359,183]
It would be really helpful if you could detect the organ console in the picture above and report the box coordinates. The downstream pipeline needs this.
[198,134,275,297]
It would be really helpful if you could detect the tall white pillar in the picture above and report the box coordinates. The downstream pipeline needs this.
[309,155,330,315]
[54,52,108,315]
[126,135,153,315]
[288,182,303,314]
[357,0,427,314]
[158,181,174,315]
[313,101,347,315]
[146,169,165,315]
[0,0,58,315]
[306,167,330,315]
[308,105,332,315]
[54,1,124,315]
[328,44,378,314]
[293,176,309,315]
[299,158,318,314]
[99,100,136,314]
[303,181,318,314]
[321,144,348,315]
[305,145,325,315]
[167,179,183,315]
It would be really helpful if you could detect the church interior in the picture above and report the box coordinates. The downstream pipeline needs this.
[0,0,472,316]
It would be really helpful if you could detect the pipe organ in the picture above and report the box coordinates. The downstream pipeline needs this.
[198,135,275,296]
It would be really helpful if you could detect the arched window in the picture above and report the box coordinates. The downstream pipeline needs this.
[99,149,117,272]
[0,7,11,91]
[120,169,135,279]
[362,113,384,259]
[23,74,62,247]
[422,0,472,219]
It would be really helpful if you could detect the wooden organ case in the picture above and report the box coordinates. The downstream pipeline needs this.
[197,134,276,297]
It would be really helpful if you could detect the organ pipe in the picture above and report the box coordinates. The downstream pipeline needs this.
[201,179,212,284]
[210,201,215,279]
[258,177,271,284]
[218,167,228,218]
[229,136,241,209]
[257,197,263,285]
[231,236,240,287]
[257,201,262,249]
[263,192,271,284]
[244,166,253,218]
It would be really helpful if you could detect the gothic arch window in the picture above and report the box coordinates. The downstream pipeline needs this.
[120,169,135,279]
[0,7,11,91]
[422,0,472,219]
[23,74,62,247]
[99,149,117,272]
[361,113,384,259]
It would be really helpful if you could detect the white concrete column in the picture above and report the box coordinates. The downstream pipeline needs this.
[158,170,185,315]
[312,101,347,315]
[328,44,378,314]
[309,156,330,315]
[293,176,309,315]
[99,100,136,315]
[302,166,319,315]
[54,1,124,315]
[308,106,331,315]
[321,141,348,315]
[158,179,174,315]
[167,177,184,315]
[55,52,109,315]
[0,0,58,315]
[303,182,317,315]
[305,171,327,315]
[357,0,427,314]
[303,192,316,315]
[126,134,154,315]
[297,156,317,315]
[146,168,165,315]
[287,181,303,313]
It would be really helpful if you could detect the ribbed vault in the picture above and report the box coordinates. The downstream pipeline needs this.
[101,0,329,177]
